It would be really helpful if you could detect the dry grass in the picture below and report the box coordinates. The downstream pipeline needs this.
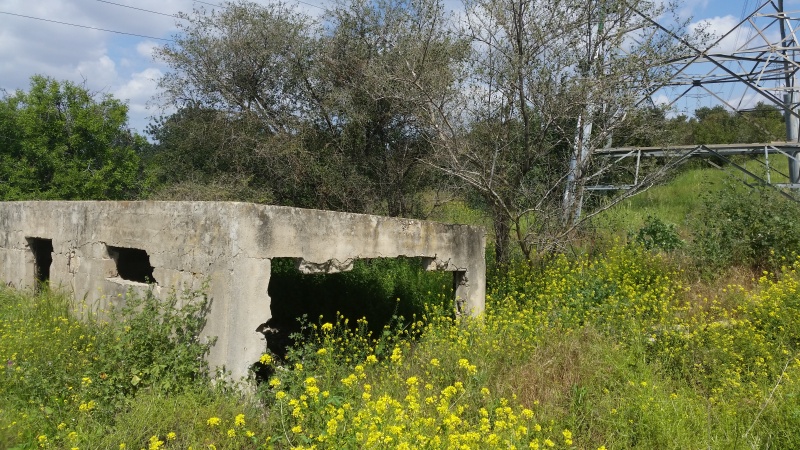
[506,328,620,410]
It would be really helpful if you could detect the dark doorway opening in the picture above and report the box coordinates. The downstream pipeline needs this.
[107,246,157,284]
[27,237,53,291]
[261,257,452,359]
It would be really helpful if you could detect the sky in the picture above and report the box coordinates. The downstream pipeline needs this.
[0,0,788,136]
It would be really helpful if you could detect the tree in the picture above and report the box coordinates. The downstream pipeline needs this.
[316,0,469,216]
[154,0,466,217]
[426,0,699,263]
[152,2,370,209]
[145,104,374,210]
[0,75,143,200]
[692,103,784,144]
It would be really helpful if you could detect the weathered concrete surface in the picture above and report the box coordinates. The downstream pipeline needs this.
[0,201,485,380]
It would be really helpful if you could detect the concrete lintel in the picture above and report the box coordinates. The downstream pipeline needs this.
[296,258,355,274]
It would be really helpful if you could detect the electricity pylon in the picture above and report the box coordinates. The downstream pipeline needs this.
[648,0,800,183]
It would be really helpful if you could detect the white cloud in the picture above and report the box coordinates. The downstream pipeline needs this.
[74,56,119,89]
[0,0,195,134]
[115,68,162,105]
[690,13,783,55]
[690,15,744,53]
[114,67,165,134]
[136,41,159,60]
[677,0,708,21]
[652,94,670,106]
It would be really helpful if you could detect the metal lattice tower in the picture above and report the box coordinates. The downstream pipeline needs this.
[589,0,800,199]
[654,0,800,182]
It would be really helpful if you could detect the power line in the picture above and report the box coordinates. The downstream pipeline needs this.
[0,10,173,41]
[95,0,327,27]
[95,0,326,22]
[95,0,180,19]
[192,0,224,7]
[2,0,327,49]
[193,0,325,11]
[292,0,326,12]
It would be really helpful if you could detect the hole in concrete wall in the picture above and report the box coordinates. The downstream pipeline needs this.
[262,257,452,359]
[107,246,157,284]
[27,237,53,291]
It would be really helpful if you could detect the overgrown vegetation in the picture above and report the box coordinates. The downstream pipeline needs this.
[4,126,800,446]
[690,183,800,275]
[6,238,800,448]
[5,0,800,447]
[0,286,214,448]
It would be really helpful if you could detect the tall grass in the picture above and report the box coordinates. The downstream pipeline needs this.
[595,155,792,238]
[4,244,800,448]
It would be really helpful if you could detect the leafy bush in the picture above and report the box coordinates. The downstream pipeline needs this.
[92,286,215,407]
[634,215,684,252]
[691,183,800,273]
[0,286,214,448]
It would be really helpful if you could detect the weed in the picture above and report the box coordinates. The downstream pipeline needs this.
[4,244,800,448]
[635,215,684,252]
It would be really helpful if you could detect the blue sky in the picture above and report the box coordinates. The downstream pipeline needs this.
[0,0,776,135]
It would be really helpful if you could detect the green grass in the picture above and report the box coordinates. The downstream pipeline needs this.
[4,159,800,448]
[4,244,800,448]
[594,154,794,239]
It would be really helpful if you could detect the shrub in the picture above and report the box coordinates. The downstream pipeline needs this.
[0,286,214,448]
[691,183,800,273]
[10,246,800,448]
[634,215,684,252]
[92,286,215,407]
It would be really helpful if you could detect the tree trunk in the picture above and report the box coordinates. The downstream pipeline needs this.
[491,204,512,266]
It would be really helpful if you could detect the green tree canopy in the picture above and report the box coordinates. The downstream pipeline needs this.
[662,102,785,145]
[0,75,144,200]
[150,0,465,217]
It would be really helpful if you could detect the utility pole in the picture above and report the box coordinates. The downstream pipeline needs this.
[780,0,800,183]
[563,0,605,224]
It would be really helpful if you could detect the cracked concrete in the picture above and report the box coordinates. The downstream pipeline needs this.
[0,201,486,380]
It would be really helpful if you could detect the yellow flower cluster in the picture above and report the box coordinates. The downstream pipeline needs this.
[13,245,800,448]
[268,316,570,449]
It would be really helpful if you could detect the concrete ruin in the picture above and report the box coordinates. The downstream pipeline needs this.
[0,201,486,379]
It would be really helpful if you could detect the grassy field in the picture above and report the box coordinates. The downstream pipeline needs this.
[3,157,800,449]
[595,154,792,235]
[4,249,800,448]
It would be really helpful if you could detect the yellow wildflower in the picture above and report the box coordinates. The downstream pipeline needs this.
[390,347,402,364]
[148,435,164,450]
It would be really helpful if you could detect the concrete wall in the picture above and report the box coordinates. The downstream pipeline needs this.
[0,201,485,379]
